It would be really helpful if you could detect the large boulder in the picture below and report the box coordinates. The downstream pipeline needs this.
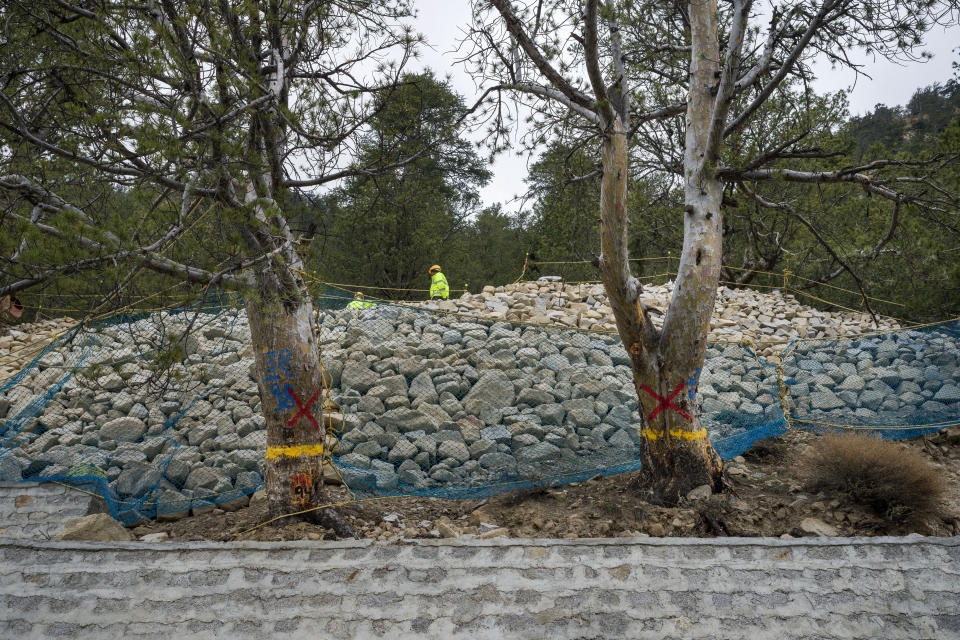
[341,363,379,393]
[462,370,515,420]
[378,408,441,434]
[367,374,408,399]
[99,417,147,443]
[409,371,438,401]
[0,456,23,481]
[516,388,554,406]
[53,513,133,542]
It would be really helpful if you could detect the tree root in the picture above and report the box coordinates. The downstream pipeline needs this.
[629,440,726,507]
[308,506,357,539]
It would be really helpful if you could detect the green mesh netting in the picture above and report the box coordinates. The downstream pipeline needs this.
[0,299,956,525]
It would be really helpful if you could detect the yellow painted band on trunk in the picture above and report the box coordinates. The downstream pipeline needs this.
[641,428,708,441]
[265,444,324,461]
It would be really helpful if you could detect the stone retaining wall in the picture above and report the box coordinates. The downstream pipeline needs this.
[1,536,957,639]
[0,481,97,540]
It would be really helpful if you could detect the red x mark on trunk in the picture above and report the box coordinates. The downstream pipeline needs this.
[640,381,692,421]
[287,386,321,430]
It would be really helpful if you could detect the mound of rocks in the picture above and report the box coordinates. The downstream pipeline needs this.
[787,333,960,424]
[0,317,76,381]
[0,290,956,523]
[419,279,902,359]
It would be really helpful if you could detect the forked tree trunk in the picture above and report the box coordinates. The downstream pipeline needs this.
[596,0,725,505]
[246,265,353,536]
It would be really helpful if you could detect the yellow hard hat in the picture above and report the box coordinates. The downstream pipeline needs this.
[354,291,364,298]
[428,265,441,274]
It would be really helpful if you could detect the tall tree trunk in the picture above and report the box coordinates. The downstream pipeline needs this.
[245,258,353,535]
[596,0,724,505]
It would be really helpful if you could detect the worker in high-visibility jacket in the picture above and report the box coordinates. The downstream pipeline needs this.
[346,291,375,309]
[428,265,449,300]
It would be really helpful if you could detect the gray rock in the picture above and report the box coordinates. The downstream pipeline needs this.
[511,433,540,447]
[741,403,763,416]
[516,388,554,406]
[341,363,379,393]
[112,392,136,413]
[0,456,23,481]
[606,429,636,450]
[398,466,429,488]
[534,403,565,425]
[923,365,942,382]
[441,330,462,345]
[163,459,193,486]
[933,384,960,402]
[799,517,838,537]
[462,370,515,418]
[54,513,132,542]
[516,442,562,462]
[605,406,633,430]
[358,395,385,414]
[186,424,217,447]
[899,391,924,406]
[430,468,456,482]
[339,453,372,469]
[116,465,162,498]
[378,408,441,434]
[433,429,465,444]
[183,467,232,495]
[838,375,865,391]
[568,408,601,428]
[478,452,517,471]
[138,437,167,460]
[383,395,409,410]
[99,417,147,443]
[129,403,149,420]
[352,441,383,458]
[231,405,253,421]
[540,353,572,372]
[591,424,616,442]
[859,389,884,411]
[387,439,418,464]
[609,346,630,366]
[686,484,713,501]
[418,404,453,429]
[468,438,496,458]
[921,400,949,414]
[375,470,399,491]
[398,358,429,380]
[372,374,408,398]
[809,391,844,410]
[437,440,470,463]
[875,368,901,387]
[235,471,263,491]
[97,373,124,391]
[156,490,192,520]
[409,371,437,399]
[480,426,511,442]
[586,350,614,367]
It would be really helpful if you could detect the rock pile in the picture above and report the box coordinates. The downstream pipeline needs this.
[0,317,76,381]
[419,279,902,358]
[0,284,956,524]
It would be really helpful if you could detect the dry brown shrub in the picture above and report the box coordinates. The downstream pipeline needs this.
[802,432,943,520]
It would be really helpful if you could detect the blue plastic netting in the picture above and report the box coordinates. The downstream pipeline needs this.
[0,301,956,524]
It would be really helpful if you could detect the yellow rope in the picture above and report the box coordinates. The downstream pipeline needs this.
[528,256,674,265]
[722,264,906,306]
[231,494,401,538]
[791,418,960,430]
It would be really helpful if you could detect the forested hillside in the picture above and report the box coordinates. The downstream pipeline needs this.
[294,80,959,321]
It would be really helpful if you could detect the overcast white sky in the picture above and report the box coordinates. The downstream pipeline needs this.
[407,2,959,211]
